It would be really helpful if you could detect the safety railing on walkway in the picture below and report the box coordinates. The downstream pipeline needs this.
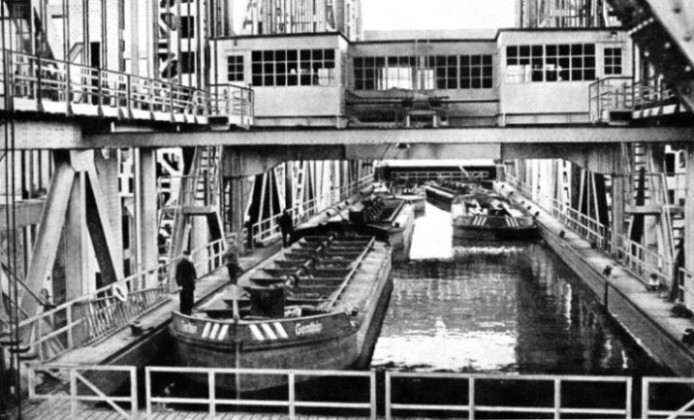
[251,174,374,245]
[505,174,677,292]
[29,362,694,420]
[386,372,632,419]
[506,174,610,251]
[589,75,683,124]
[146,366,376,419]
[1,49,254,126]
[642,377,694,419]
[209,83,255,127]
[390,170,491,183]
[589,76,633,124]
[27,364,137,420]
[17,235,230,362]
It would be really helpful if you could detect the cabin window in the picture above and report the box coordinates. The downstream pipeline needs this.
[604,47,622,75]
[250,48,335,87]
[506,44,596,83]
[227,55,244,82]
[353,54,493,90]
[460,55,493,89]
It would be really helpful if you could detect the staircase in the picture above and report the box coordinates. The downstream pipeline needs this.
[606,0,694,112]
[160,146,223,265]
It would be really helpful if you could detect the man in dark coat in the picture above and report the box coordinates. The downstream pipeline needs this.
[175,250,197,315]
[279,209,293,248]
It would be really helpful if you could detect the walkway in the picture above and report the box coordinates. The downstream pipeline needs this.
[46,242,282,367]
[502,182,694,376]
[21,399,368,420]
[1,49,253,127]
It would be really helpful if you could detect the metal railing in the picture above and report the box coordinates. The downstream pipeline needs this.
[17,235,230,362]
[145,366,376,419]
[589,76,634,123]
[614,234,672,289]
[505,174,681,292]
[1,49,254,125]
[589,75,682,124]
[251,174,374,245]
[209,83,255,126]
[386,372,632,419]
[506,174,610,251]
[29,363,694,420]
[27,364,137,420]
[642,377,694,419]
[390,170,491,183]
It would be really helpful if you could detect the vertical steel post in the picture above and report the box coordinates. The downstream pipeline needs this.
[384,371,391,420]
[208,371,216,419]
[468,377,475,420]
[288,371,296,419]
[145,367,152,418]
[554,379,561,419]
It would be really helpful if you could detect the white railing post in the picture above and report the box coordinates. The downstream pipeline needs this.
[385,370,392,420]
[626,377,633,419]
[209,371,216,419]
[145,367,152,418]
[70,368,78,419]
[468,376,475,420]
[554,378,561,419]
[288,371,296,420]
[370,370,377,420]
[642,378,649,419]
[130,366,138,419]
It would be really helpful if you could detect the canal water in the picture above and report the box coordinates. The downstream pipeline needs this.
[152,202,676,418]
[371,202,669,377]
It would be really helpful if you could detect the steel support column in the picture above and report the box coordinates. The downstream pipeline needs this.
[133,148,158,289]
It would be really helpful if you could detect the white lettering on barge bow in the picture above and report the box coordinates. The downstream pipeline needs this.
[295,321,323,336]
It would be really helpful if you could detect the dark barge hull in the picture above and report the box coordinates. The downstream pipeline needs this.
[452,225,538,241]
[169,235,393,393]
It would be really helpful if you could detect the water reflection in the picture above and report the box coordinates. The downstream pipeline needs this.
[372,203,667,376]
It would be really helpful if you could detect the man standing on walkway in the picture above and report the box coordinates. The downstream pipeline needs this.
[175,250,197,315]
[224,241,242,320]
[279,209,294,248]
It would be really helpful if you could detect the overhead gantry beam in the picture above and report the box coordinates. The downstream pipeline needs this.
[5,123,693,150]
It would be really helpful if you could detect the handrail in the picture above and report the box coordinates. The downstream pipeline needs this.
[251,174,374,245]
[1,49,254,125]
[29,363,694,420]
[390,170,491,182]
[146,366,376,419]
[386,371,632,419]
[27,364,138,420]
[589,74,682,124]
[16,235,230,362]
[504,174,674,290]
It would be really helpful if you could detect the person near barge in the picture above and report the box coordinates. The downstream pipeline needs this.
[175,250,197,315]
[224,241,242,320]
[279,209,294,248]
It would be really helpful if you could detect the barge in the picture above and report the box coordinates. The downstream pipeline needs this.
[451,189,537,241]
[424,181,475,211]
[348,194,415,256]
[169,225,393,393]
